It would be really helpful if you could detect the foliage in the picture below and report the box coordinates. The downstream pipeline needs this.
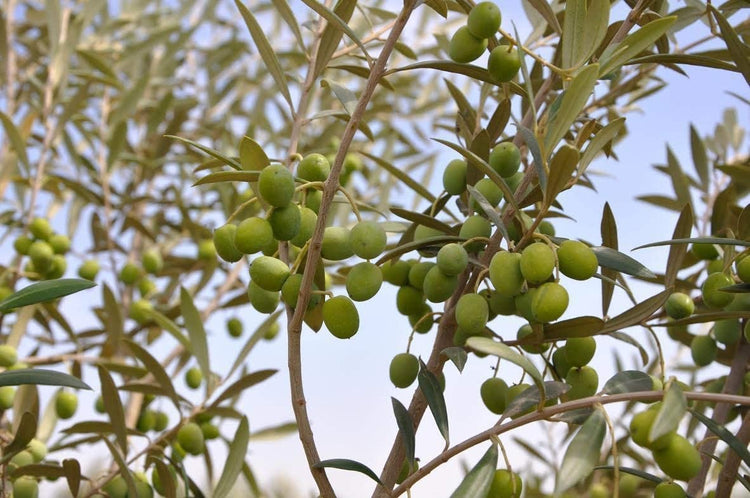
[0,0,748,496]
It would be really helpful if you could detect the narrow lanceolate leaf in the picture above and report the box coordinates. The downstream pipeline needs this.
[227,311,283,380]
[600,290,670,333]
[152,460,178,498]
[391,398,416,468]
[248,422,297,442]
[664,205,693,288]
[0,111,30,170]
[504,382,570,419]
[737,204,750,241]
[592,246,656,279]
[239,136,270,171]
[518,125,547,193]
[312,459,383,486]
[545,144,580,204]
[418,360,450,448]
[193,171,261,187]
[690,409,750,468]
[649,382,686,444]
[466,337,544,391]
[167,135,242,170]
[210,369,277,408]
[148,310,190,349]
[608,331,649,365]
[321,78,358,116]
[526,0,562,33]
[214,417,250,498]
[102,438,138,498]
[709,5,750,86]
[234,0,293,112]
[123,340,179,406]
[633,236,750,250]
[310,0,357,79]
[62,459,82,497]
[689,124,710,189]
[579,117,625,175]
[3,412,37,457]
[561,0,609,69]
[467,185,508,241]
[602,370,654,395]
[449,442,498,498]
[0,369,91,390]
[543,316,605,340]
[665,145,692,209]
[0,279,96,313]
[598,17,677,77]
[97,366,127,455]
[180,287,211,395]
[544,64,599,156]
[555,409,606,493]
[441,347,468,373]
[361,152,436,203]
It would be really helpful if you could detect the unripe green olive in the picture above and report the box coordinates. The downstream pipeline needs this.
[177,422,205,455]
[467,1,501,38]
[487,45,521,82]
[459,215,492,252]
[413,224,443,257]
[480,377,508,414]
[565,366,598,400]
[389,353,419,388]
[185,367,203,389]
[448,26,488,64]
[235,217,274,254]
[664,292,694,319]
[539,220,555,236]
[629,407,670,449]
[408,304,433,334]
[346,262,383,302]
[137,409,157,432]
[487,468,522,498]
[690,243,719,260]
[471,178,503,212]
[28,241,54,273]
[322,296,359,339]
[268,204,301,241]
[29,217,53,240]
[250,256,289,292]
[489,142,521,178]
[701,272,734,308]
[55,391,78,419]
[654,481,686,498]
[652,433,701,481]
[564,336,596,367]
[297,153,331,182]
[291,207,318,248]
[408,262,435,290]
[520,243,555,284]
[513,288,537,322]
[735,255,750,282]
[227,317,243,338]
[382,260,412,286]
[321,226,354,261]
[556,240,598,281]
[714,318,741,345]
[443,159,467,195]
[0,385,15,409]
[516,323,548,353]
[197,238,217,261]
[422,266,458,303]
[141,249,163,274]
[455,293,489,335]
[304,189,322,213]
[213,224,243,263]
[487,289,516,316]
[436,243,468,276]
[248,281,280,314]
[350,221,387,260]
[0,345,18,367]
[489,251,524,297]
[12,476,39,498]
[49,233,71,254]
[690,334,717,366]
[396,286,426,315]
[27,438,47,462]
[552,347,572,378]
[14,236,33,255]
[258,164,295,207]
[530,282,568,322]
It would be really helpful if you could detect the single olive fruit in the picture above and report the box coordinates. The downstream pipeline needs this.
[49,234,71,254]
[263,322,281,341]
[409,303,433,334]
[304,188,322,213]
[565,366,598,400]
[297,153,331,182]
[321,226,354,261]
[513,289,537,322]
[10,450,34,469]
[443,159,467,195]
[408,262,435,290]
[250,256,290,292]
[714,318,741,345]
[629,408,670,449]
[268,203,301,241]
[652,433,701,481]
[12,476,39,498]
[467,1,501,38]
[291,207,318,248]
[448,26,488,64]
[456,293,489,335]
[552,347,572,378]
[735,255,750,282]
[487,468,522,498]
[489,142,521,178]
[29,217,53,240]
[382,260,412,286]
[185,367,203,389]
[350,220,387,259]
[235,217,274,254]
[323,296,359,339]
[389,353,419,388]
[413,224,444,256]
[258,164,295,207]
[702,272,735,308]
[488,45,521,82]
[557,240,598,281]
[137,409,157,432]
[141,249,163,275]
[539,220,555,236]
[564,336,596,367]
[248,281,280,314]
[0,386,15,409]
[517,323,548,354]
[346,262,383,302]
[480,377,508,414]
[531,282,568,322]
[654,482,686,498]
[520,243,555,284]
[690,242,719,260]
[199,422,220,440]
[664,292,694,319]
[690,334,717,366]
[227,317,243,338]
[197,239,216,261]
[437,243,469,276]
[14,236,33,256]
[459,214,492,253]
[55,391,78,419]
[489,251,524,297]
[0,345,18,367]
[177,422,205,455]
[213,224,243,263]
[27,438,47,462]
[45,254,66,279]
[422,266,458,303]
[487,290,515,316]
[396,285,426,315]
[471,178,503,212]
[707,259,724,274]
[28,241,54,273]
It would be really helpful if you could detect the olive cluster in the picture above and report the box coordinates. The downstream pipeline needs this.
[447,2,522,83]
[11,217,72,284]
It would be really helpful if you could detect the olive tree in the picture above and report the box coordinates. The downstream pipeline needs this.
[0,0,748,496]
